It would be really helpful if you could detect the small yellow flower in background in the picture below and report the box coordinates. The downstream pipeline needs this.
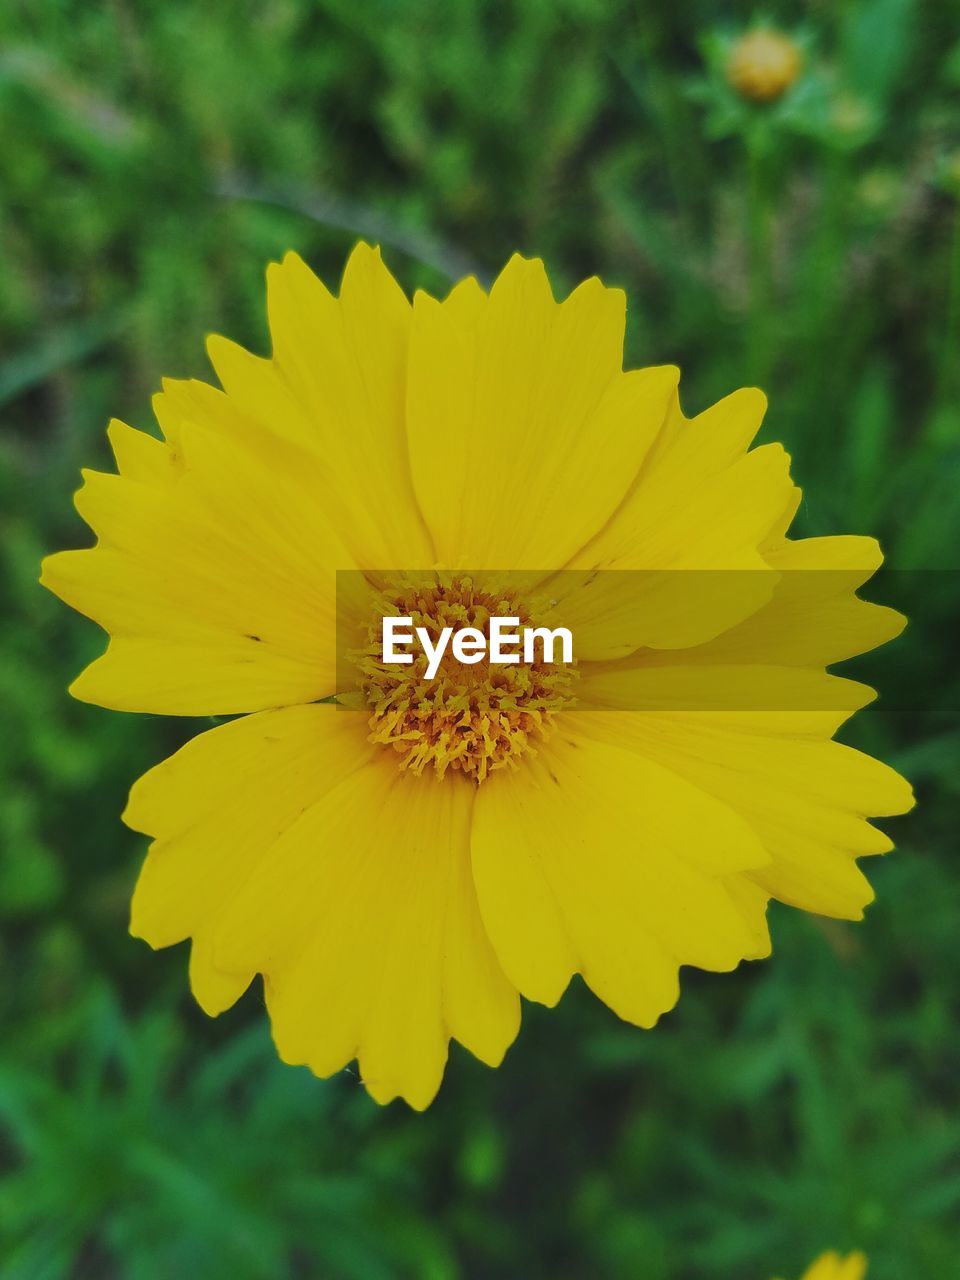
[940,151,960,198]
[773,1250,868,1280]
[831,92,873,139]
[41,245,912,1109]
[726,27,803,102]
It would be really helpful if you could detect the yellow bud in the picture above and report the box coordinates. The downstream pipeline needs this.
[832,92,871,136]
[858,170,899,214]
[726,28,802,103]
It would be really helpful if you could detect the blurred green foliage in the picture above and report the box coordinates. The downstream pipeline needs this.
[2,1,959,1277]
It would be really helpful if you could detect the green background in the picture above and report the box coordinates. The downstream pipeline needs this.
[1,1,958,1277]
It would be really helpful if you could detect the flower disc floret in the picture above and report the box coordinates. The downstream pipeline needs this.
[353,577,577,782]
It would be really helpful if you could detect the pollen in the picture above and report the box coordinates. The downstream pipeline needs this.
[352,577,577,783]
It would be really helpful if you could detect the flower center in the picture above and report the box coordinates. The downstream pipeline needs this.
[353,576,577,782]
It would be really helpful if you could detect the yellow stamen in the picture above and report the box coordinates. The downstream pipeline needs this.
[353,577,577,782]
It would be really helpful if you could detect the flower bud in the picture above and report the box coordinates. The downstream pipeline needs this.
[726,28,802,102]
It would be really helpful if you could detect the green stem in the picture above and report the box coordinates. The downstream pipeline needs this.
[745,129,773,382]
[803,145,848,473]
[934,202,960,411]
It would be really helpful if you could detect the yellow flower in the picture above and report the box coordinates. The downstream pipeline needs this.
[726,28,803,102]
[774,1251,868,1280]
[41,245,912,1109]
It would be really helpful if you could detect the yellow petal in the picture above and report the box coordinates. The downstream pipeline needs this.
[569,386,794,573]
[406,254,678,569]
[721,874,772,959]
[799,1253,868,1280]
[470,732,770,1026]
[550,442,796,659]
[152,373,279,456]
[190,735,520,1109]
[125,705,371,954]
[579,441,796,571]
[577,663,876,718]
[550,563,780,658]
[666,534,905,669]
[106,418,179,486]
[69,635,330,715]
[40,456,340,713]
[647,384,768,473]
[259,243,434,566]
[127,706,519,1106]
[568,710,914,919]
[189,932,253,1017]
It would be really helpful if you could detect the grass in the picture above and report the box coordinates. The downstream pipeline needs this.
[1,1,959,1276]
